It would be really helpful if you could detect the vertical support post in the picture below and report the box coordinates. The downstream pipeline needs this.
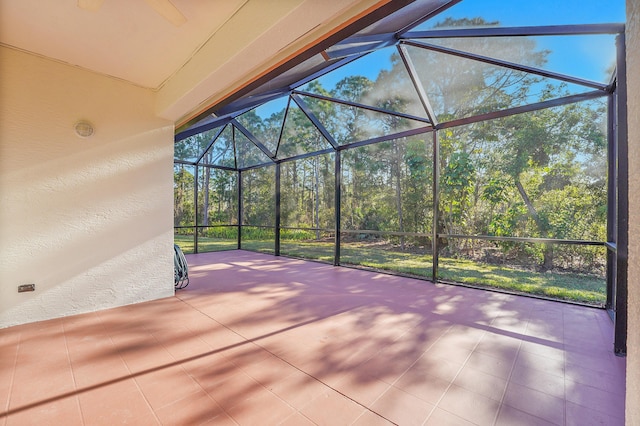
[614,33,628,356]
[275,163,281,256]
[237,170,243,250]
[334,150,342,266]
[432,130,439,282]
[606,94,617,312]
[194,165,199,254]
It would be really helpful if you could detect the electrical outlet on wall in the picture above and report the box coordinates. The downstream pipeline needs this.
[18,284,35,292]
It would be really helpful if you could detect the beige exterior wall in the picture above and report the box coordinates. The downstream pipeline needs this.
[627,0,639,423]
[0,46,175,328]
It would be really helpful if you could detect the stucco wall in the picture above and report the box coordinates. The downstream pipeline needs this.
[627,0,639,423]
[0,46,175,328]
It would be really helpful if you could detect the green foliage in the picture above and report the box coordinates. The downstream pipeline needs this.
[441,151,475,224]
[281,154,335,230]
[174,18,610,302]
[439,257,605,304]
[174,165,195,226]
[481,175,510,205]
[243,167,275,226]
[241,226,275,241]
[174,129,218,162]
[202,168,237,226]
[281,228,317,241]
[204,226,238,240]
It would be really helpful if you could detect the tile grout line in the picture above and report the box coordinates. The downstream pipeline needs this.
[61,321,86,426]
[143,311,233,425]
[2,264,623,426]
[490,305,568,425]
[173,296,337,424]
[144,311,241,425]
[1,331,21,423]
[562,305,567,426]
[97,312,163,425]
[355,319,458,425]
[420,300,528,426]
[184,253,624,424]
[490,315,526,426]
[420,323,491,426]
[176,296,400,426]
[3,303,357,420]
[561,308,576,424]
[183,298,396,424]
[348,317,454,426]
[385,328,453,425]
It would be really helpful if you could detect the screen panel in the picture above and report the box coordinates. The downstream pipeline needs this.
[438,238,606,305]
[438,99,607,243]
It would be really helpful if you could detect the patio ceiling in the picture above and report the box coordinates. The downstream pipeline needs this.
[0,0,420,123]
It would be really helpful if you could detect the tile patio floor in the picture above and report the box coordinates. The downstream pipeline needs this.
[0,250,626,425]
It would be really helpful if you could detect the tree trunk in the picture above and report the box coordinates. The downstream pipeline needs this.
[393,141,405,250]
[291,164,298,225]
[174,165,184,226]
[217,183,222,218]
[351,153,358,229]
[301,166,307,225]
[203,164,210,228]
[314,157,320,240]
[514,179,541,225]
[514,178,553,271]
[542,244,554,271]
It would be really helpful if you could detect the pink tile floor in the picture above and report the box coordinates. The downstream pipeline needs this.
[0,250,626,425]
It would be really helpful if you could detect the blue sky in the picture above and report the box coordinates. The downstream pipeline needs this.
[421,0,625,28]
[258,0,625,119]
[416,0,626,82]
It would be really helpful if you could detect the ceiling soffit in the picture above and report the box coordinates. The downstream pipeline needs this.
[0,0,248,89]
[168,0,419,130]
[1,0,411,125]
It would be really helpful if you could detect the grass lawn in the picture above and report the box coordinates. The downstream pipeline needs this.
[175,235,237,253]
[175,235,606,306]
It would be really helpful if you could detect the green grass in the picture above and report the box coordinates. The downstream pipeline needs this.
[174,235,606,305]
[174,234,237,254]
[438,257,605,305]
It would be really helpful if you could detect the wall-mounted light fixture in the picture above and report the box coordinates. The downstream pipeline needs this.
[74,120,95,138]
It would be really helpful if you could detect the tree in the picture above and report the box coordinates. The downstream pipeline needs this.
[174,165,194,227]
[468,98,607,270]
[174,16,608,277]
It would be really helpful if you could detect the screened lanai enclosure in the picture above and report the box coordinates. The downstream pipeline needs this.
[174,0,627,353]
